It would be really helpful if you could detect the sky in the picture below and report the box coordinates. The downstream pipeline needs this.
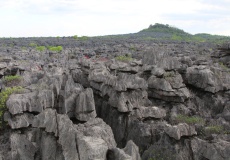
[0,0,230,37]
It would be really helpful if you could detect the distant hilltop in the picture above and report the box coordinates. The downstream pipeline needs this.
[137,23,230,43]
[0,23,229,44]
[140,23,190,35]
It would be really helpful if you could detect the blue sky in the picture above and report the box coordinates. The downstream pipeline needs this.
[0,0,230,37]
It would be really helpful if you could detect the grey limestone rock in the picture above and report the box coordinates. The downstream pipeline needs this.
[89,63,147,92]
[185,65,230,93]
[148,73,190,102]
[142,47,181,71]
[115,73,147,91]
[57,114,79,160]
[76,118,117,149]
[158,57,182,71]
[7,91,43,115]
[58,74,83,117]
[32,109,58,136]
[77,136,108,160]
[109,60,140,73]
[72,69,90,87]
[4,112,34,129]
[40,131,64,160]
[104,73,147,91]
[191,137,230,160]
[148,76,174,91]
[3,38,230,160]
[133,106,166,119]
[0,62,7,69]
[126,120,153,151]
[88,62,110,83]
[108,89,148,112]
[142,47,165,66]
[164,123,197,140]
[108,140,141,160]
[123,140,141,160]
[108,148,132,160]
[75,88,97,121]
[37,89,55,109]
[141,134,192,160]
[151,67,165,77]
[10,132,37,160]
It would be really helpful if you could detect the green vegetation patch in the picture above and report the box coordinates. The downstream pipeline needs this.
[78,36,89,41]
[140,23,190,35]
[205,125,224,134]
[175,114,205,125]
[21,46,27,51]
[29,42,37,47]
[36,46,46,52]
[73,35,78,40]
[129,46,137,51]
[3,75,22,87]
[219,62,229,70]
[139,23,230,43]
[0,86,23,128]
[47,46,63,52]
[72,35,88,41]
[4,75,21,83]
[115,55,132,62]
[163,72,174,78]
[171,34,183,41]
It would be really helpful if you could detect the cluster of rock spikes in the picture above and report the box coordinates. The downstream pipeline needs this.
[0,40,229,160]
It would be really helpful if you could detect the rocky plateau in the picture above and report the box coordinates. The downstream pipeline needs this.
[0,37,229,160]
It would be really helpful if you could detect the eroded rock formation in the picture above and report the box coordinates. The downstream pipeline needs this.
[0,40,229,160]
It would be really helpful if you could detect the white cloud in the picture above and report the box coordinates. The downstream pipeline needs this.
[0,0,230,37]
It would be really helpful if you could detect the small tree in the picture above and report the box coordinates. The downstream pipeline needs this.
[48,46,63,53]
[36,46,46,52]
[73,35,78,40]
[0,86,22,129]
[29,42,37,47]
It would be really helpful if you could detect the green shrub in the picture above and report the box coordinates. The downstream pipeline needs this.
[48,46,63,52]
[4,75,21,82]
[36,46,46,52]
[219,62,229,70]
[115,55,132,62]
[21,46,27,51]
[129,46,137,51]
[29,42,37,47]
[205,125,224,134]
[3,75,22,87]
[0,86,23,128]
[73,35,78,40]
[175,114,204,125]
[78,36,89,41]
[171,34,183,41]
[142,37,157,41]
[141,23,189,35]
[163,72,174,78]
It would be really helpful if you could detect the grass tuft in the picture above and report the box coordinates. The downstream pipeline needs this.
[175,114,205,125]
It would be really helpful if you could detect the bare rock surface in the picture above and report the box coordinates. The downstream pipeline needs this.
[0,38,229,160]
[164,123,197,140]
[191,138,230,160]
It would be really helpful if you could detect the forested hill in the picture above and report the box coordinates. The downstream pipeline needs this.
[137,23,230,43]
[140,23,190,35]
